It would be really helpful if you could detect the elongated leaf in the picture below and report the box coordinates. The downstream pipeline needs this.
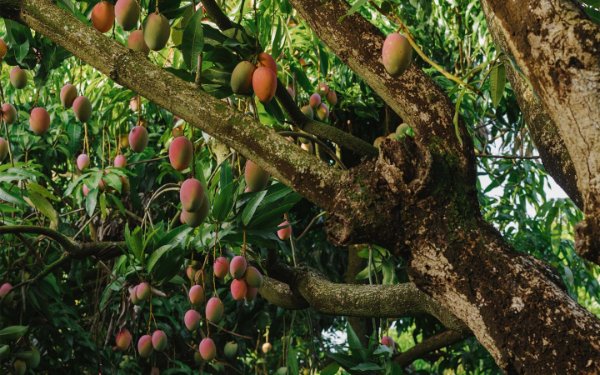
[27,191,59,228]
[181,8,204,71]
[339,0,369,22]
[0,326,28,343]
[242,190,267,226]
[490,63,506,108]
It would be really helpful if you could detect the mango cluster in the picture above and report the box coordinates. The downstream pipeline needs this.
[301,82,337,122]
[230,53,278,104]
[179,178,210,227]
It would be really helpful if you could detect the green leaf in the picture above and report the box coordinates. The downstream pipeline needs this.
[27,191,59,228]
[212,162,235,222]
[339,0,369,22]
[287,347,299,375]
[320,363,340,375]
[347,322,364,352]
[125,225,145,262]
[85,188,99,217]
[490,63,506,108]
[242,190,267,226]
[350,362,384,371]
[181,8,204,71]
[0,186,27,206]
[27,182,59,201]
[0,326,28,343]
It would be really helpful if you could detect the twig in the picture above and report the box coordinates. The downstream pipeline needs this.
[393,330,469,366]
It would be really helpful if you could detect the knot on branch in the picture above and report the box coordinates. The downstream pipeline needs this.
[575,209,600,265]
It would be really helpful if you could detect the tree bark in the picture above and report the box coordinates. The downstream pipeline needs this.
[480,0,600,264]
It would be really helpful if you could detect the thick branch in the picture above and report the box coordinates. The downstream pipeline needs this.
[0,0,342,211]
[393,330,469,367]
[481,0,600,264]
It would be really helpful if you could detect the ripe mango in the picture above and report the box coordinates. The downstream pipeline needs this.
[73,96,92,123]
[91,1,115,33]
[184,309,201,330]
[60,84,77,108]
[229,256,247,279]
[1,103,17,124]
[29,107,50,135]
[0,138,8,162]
[129,125,148,152]
[115,329,132,351]
[230,279,247,301]
[169,136,193,171]
[127,30,149,54]
[144,13,170,51]
[0,39,7,60]
[115,0,140,31]
[77,153,90,171]
[244,160,269,192]
[309,93,321,108]
[137,334,153,358]
[114,154,127,168]
[252,67,277,103]
[244,266,263,288]
[213,257,229,279]
[257,52,277,74]
[151,330,168,351]
[205,297,224,323]
[188,285,204,306]
[382,33,413,77]
[9,67,27,89]
[179,178,204,211]
[199,338,216,361]
[277,220,292,240]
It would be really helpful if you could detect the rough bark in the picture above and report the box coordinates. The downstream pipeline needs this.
[481,0,600,264]
[0,0,342,212]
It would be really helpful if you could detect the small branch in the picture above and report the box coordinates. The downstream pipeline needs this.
[278,131,346,169]
[476,153,541,160]
[393,330,469,367]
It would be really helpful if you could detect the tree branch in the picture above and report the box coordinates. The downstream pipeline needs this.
[0,0,343,212]
[393,330,469,367]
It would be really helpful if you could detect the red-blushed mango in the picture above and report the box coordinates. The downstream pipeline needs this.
[277,220,292,240]
[186,266,196,281]
[60,84,77,108]
[98,178,106,192]
[14,359,26,375]
[82,184,90,197]
[115,329,132,351]
[188,285,204,306]
[77,153,90,171]
[326,90,338,106]
[300,105,314,119]
[130,96,140,112]
[10,67,27,89]
[73,96,92,122]
[199,338,216,361]
[169,136,193,171]
[114,154,127,168]
[252,67,277,103]
[205,297,224,323]
[129,126,148,152]
[151,330,167,351]
[213,257,229,279]
[91,1,115,33]
[144,13,170,51]
[380,336,395,350]
[382,33,413,77]
[0,282,12,298]
[229,256,247,279]
[230,61,255,95]
[179,197,209,227]
[244,266,263,288]
[29,107,50,135]
[127,30,150,54]
[136,282,151,300]
[1,103,17,124]
[180,178,204,211]
[0,138,8,162]
[245,286,258,301]
[262,342,272,353]
[137,334,153,358]
[257,52,277,74]
[317,82,330,96]
[244,160,269,192]
[224,341,238,359]
[315,103,329,121]
[309,93,321,108]
[230,279,247,301]
[115,0,140,31]
[184,309,201,331]
[0,39,7,60]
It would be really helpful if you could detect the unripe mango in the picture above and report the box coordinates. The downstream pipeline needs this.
[151,330,168,351]
[381,336,395,350]
[244,266,263,288]
[29,107,50,135]
[0,282,12,298]
[252,67,277,103]
[205,297,224,323]
[262,342,272,353]
[115,329,132,351]
[277,220,292,240]
[309,93,321,108]
[137,334,153,358]
[14,359,27,375]
[213,257,229,279]
[77,153,90,171]
[245,286,258,301]
[60,84,77,108]
[1,103,17,124]
[129,126,148,152]
[199,338,216,361]
[244,160,269,192]
[224,341,238,359]
[326,90,338,106]
[115,0,140,31]
[91,1,115,33]
[0,138,8,162]
[169,136,193,171]
[0,39,7,60]
[136,282,151,300]
[229,256,247,279]
[144,13,170,51]
[382,33,413,77]
[230,61,255,95]
[184,309,201,331]
[188,285,204,306]
[10,67,27,89]
[301,105,313,119]
[257,52,277,74]
[119,134,129,148]
[128,30,150,54]
[73,96,92,122]
[180,178,204,211]
[114,154,127,168]
[315,103,329,121]
[230,279,247,301]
